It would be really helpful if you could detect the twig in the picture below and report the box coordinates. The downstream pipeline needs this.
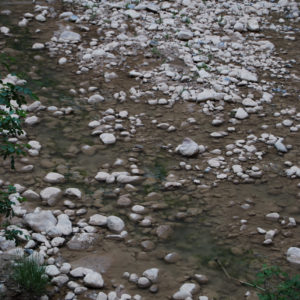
[215,258,266,292]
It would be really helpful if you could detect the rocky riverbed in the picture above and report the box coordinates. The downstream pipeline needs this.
[0,0,300,299]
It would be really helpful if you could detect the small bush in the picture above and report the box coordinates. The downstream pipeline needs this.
[253,265,300,300]
[11,255,49,297]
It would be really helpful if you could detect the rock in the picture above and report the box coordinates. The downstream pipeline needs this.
[265,213,280,221]
[44,172,65,183]
[107,216,125,232]
[237,69,258,82]
[88,94,104,104]
[45,265,60,277]
[173,283,199,299]
[116,175,140,183]
[235,108,248,120]
[40,187,62,206]
[177,30,193,41]
[100,133,116,145]
[275,138,287,153]
[143,268,159,283]
[95,172,110,181]
[247,18,260,31]
[164,252,180,263]
[83,271,104,288]
[286,247,300,265]
[25,116,39,125]
[89,214,107,226]
[22,189,40,201]
[65,188,82,199]
[24,210,57,233]
[67,233,97,250]
[156,225,173,239]
[137,277,151,288]
[196,89,225,102]
[194,274,208,284]
[176,138,199,157]
[59,31,81,42]
[55,214,72,236]
[32,43,45,50]
[97,292,108,300]
[51,237,65,247]
[52,274,69,287]
[124,9,140,19]
[70,267,93,278]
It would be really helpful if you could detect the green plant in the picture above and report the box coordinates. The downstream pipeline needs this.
[0,185,26,244]
[253,265,300,300]
[12,255,49,297]
[151,46,161,58]
[0,77,36,169]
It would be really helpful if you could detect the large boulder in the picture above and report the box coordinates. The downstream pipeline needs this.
[24,210,57,233]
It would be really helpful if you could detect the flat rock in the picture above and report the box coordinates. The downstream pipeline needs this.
[100,133,116,145]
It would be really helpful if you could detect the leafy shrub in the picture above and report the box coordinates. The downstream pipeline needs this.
[253,265,300,300]
[12,255,49,297]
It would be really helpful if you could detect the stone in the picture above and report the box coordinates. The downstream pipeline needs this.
[116,175,140,183]
[40,187,62,206]
[32,43,45,50]
[22,189,40,201]
[156,225,173,239]
[247,18,260,31]
[97,292,108,300]
[59,31,81,42]
[124,9,140,19]
[65,188,82,199]
[100,133,116,145]
[194,274,208,284]
[88,94,104,104]
[89,214,107,226]
[25,116,39,125]
[44,172,65,183]
[173,283,199,299]
[235,108,248,120]
[46,265,60,277]
[83,271,104,288]
[95,172,110,181]
[70,267,93,278]
[67,233,97,250]
[52,274,69,287]
[286,247,300,265]
[107,216,125,232]
[177,30,193,41]
[176,138,199,157]
[143,268,159,283]
[137,277,151,288]
[55,214,72,236]
[265,213,280,221]
[24,210,57,233]
[51,237,65,247]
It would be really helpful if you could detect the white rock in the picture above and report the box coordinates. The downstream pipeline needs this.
[89,214,107,226]
[247,19,260,31]
[95,172,110,181]
[25,116,39,125]
[65,188,81,199]
[32,43,45,50]
[176,138,199,157]
[143,268,159,283]
[116,175,140,183]
[177,30,193,41]
[97,292,108,300]
[107,216,125,232]
[70,267,93,278]
[265,213,280,221]
[46,265,60,277]
[235,108,248,120]
[44,172,65,183]
[137,277,151,288]
[24,210,57,233]
[88,94,104,104]
[100,133,116,145]
[40,187,62,206]
[124,9,140,19]
[286,247,300,265]
[59,31,81,42]
[83,271,104,288]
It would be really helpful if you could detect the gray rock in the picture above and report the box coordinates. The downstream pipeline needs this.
[40,187,62,206]
[24,210,57,233]
[67,233,97,250]
[137,277,151,288]
[100,133,116,145]
[89,214,107,226]
[46,265,60,277]
[143,268,159,283]
[107,216,125,232]
[247,18,260,31]
[59,31,81,42]
[83,271,104,288]
[235,108,248,120]
[286,247,300,265]
[156,225,173,239]
[65,188,82,199]
[176,138,199,157]
[44,172,65,183]
[177,30,193,41]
